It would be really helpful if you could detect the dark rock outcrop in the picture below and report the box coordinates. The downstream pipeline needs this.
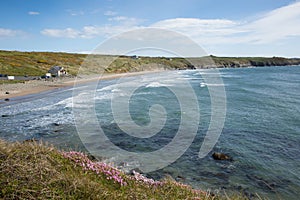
[23,138,39,143]
[52,122,60,126]
[212,152,233,161]
[129,168,143,175]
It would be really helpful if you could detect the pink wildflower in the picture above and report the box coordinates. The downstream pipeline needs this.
[62,151,127,186]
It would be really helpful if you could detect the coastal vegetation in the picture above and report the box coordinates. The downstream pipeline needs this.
[0,140,248,199]
[0,50,300,77]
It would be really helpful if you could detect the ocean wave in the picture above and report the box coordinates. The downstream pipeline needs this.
[221,74,241,78]
[199,82,227,87]
[196,72,221,75]
[96,84,117,92]
[206,83,226,87]
[145,82,171,88]
[94,93,113,100]
[176,77,204,81]
[111,88,121,92]
[55,97,73,108]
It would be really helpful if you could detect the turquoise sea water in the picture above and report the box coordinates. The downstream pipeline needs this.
[1,66,300,199]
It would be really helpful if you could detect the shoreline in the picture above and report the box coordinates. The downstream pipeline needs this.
[2,64,299,100]
[0,70,164,100]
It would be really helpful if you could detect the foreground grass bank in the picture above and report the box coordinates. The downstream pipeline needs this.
[0,140,250,199]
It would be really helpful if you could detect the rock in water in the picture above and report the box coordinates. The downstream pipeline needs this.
[129,168,143,175]
[23,138,39,143]
[212,152,232,161]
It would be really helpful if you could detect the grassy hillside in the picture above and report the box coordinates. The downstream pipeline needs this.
[0,50,85,76]
[0,140,249,199]
[0,51,195,76]
[1,50,299,76]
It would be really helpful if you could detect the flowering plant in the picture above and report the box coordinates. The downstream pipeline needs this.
[62,151,126,186]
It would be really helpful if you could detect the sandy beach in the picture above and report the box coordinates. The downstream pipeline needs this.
[0,70,163,100]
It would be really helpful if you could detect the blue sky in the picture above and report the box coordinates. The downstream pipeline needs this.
[1,0,300,57]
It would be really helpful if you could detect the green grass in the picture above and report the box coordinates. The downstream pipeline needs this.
[0,51,195,76]
[0,50,85,76]
[0,140,251,200]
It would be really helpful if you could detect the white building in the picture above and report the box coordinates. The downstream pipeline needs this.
[48,66,67,77]
[7,76,15,80]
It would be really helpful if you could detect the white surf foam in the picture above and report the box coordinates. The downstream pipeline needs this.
[145,82,171,88]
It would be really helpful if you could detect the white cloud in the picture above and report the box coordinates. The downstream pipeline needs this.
[41,15,144,39]
[108,16,144,26]
[109,16,128,21]
[152,18,237,29]
[0,28,23,37]
[28,11,40,15]
[41,28,80,38]
[104,10,117,16]
[242,1,300,43]
[66,9,84,16]
[150,2,300,46]
[151,18,248,46]
[151,18,244,42]
[41,25,141,39]
[41,1,300,50]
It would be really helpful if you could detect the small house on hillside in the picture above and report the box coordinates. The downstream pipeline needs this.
[48,66,67,77]
[7,76,15,80]
[130,55,139,59]
[45,73,52,78]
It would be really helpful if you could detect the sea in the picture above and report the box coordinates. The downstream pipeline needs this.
[1,65,300,199]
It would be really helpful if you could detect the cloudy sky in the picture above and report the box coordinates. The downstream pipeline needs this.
[1,0,300,57]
